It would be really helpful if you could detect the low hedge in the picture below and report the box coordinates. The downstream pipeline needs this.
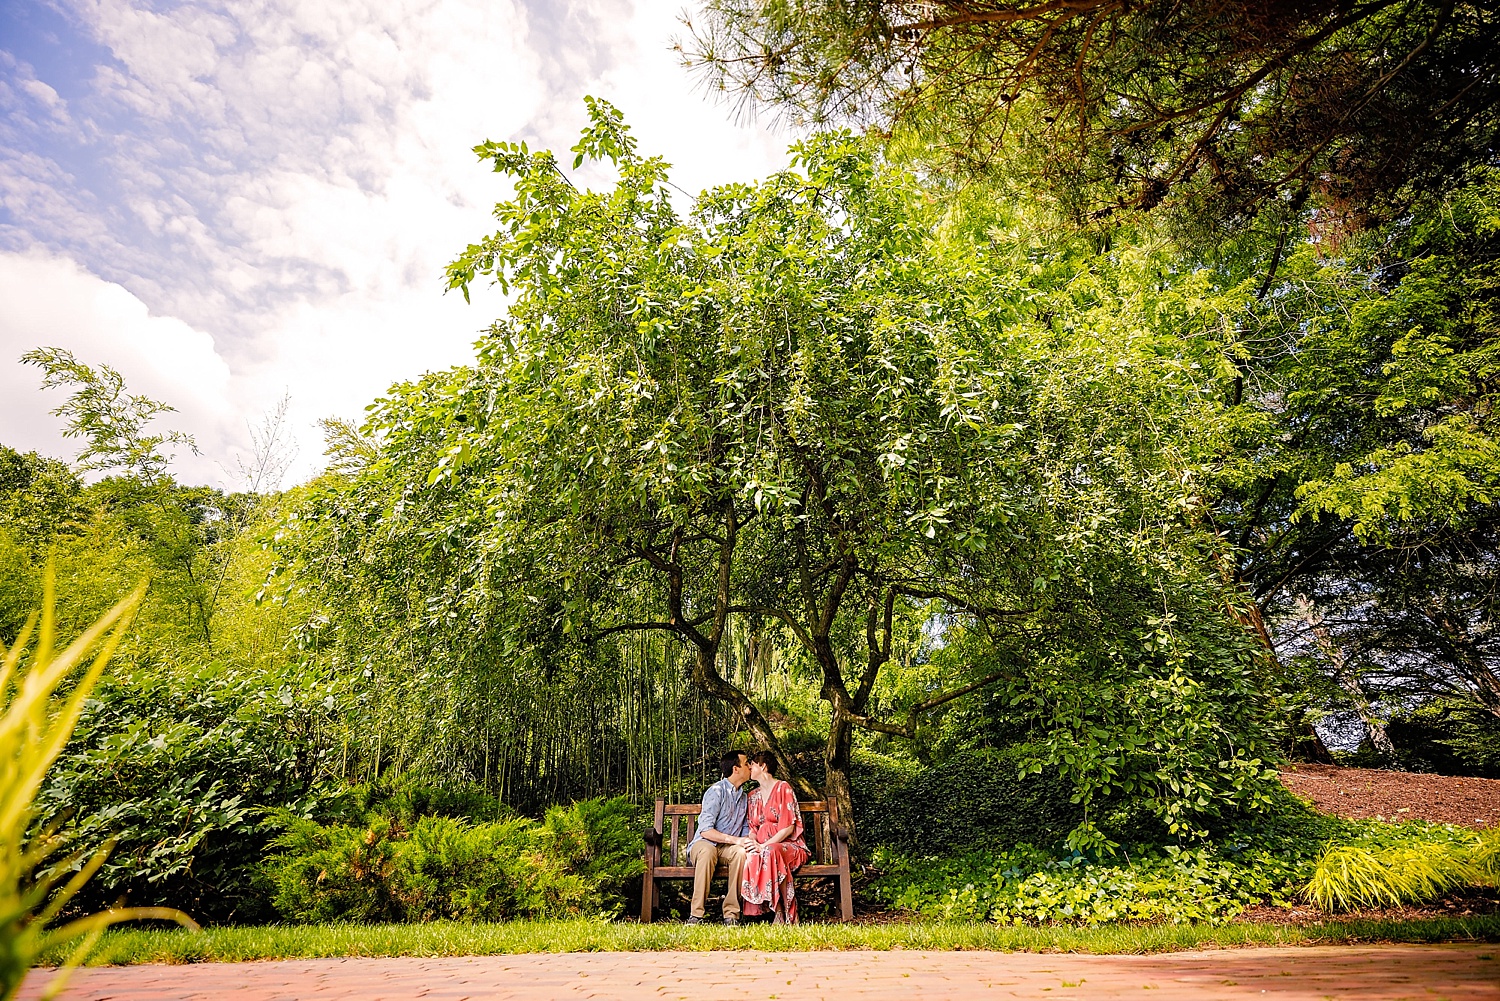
[853,745,1082,855]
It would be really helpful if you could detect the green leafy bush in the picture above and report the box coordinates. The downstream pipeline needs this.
[1385,701,1500,778]
[320,780,515,826]
[869,788,1362,925]
[265,814,562,922]
[262,796,643,923]
[265,816,408,923]
[853,746,1082,855]
[873,802,1499,925]
[33,666,345,923]
[536,797,644,915]
[870,841,1298,925]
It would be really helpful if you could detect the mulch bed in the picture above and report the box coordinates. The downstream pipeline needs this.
[1238,887,1500,926]
[1280,763,1500,829]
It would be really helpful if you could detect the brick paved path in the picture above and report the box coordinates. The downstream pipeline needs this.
[21,945,1499,1001]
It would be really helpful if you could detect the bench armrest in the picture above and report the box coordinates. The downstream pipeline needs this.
[643,827,663,847]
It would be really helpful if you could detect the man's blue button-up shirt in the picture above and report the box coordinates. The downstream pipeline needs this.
[687,777,748,849]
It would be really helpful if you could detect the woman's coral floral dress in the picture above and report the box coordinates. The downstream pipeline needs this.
[739,778,809,923]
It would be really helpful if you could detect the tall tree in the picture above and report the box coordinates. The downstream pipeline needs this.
[303,100,1280,844]
[1207,172,1500,724]
[684,1,1500,230]
[19,348,244,650]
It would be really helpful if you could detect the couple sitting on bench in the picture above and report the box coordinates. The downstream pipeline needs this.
[688,748,807,925]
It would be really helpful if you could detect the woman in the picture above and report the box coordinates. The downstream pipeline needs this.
[738,750,809,923]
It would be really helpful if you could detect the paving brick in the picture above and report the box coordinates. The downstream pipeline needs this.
[17,945,1500,1001]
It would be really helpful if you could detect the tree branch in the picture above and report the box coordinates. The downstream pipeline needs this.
[893,585,1034,621]
[585,616,707,642]
[846,667,1014,738]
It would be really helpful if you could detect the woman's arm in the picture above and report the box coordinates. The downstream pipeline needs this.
[763,823,795,846]
[761,782,797,845]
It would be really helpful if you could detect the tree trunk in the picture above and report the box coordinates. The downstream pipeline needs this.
[1229,599,1335,760]
[822,712,857,844]
[1299,599,1396,763]
[1290,718,1337,764]
[689,646,816,800]
[1425,604,1500,719]
[1329,664,1398,763]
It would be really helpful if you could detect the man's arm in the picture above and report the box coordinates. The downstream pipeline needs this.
[696,784,745,845]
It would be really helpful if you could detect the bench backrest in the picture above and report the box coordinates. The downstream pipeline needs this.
[651,798,844,868]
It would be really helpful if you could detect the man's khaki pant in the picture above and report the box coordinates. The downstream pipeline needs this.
[688,840,747,919]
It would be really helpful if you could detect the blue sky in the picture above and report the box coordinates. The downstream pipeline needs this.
[0,0,788,486]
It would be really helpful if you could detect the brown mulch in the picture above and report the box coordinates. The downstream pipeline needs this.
[1237,887,1500,926]
[1279,763,1500,829]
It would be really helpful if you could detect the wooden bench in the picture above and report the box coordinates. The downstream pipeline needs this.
[641,798,853,922]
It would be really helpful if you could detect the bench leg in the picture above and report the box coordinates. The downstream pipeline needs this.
[838,871,854,922]
[640,876,654,923]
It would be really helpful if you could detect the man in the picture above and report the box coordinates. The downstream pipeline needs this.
[686,749,752,925]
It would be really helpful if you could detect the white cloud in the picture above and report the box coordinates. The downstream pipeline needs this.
[2,0,793,488]
[0,248,232,484]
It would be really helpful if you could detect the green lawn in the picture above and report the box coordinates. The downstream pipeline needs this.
[47,916,1500,966]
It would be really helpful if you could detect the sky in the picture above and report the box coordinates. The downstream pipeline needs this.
[0,0,790,488]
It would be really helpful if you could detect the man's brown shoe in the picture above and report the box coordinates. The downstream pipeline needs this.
[722,916,740,926]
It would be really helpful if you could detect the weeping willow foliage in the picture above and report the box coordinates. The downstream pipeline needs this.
[263,488,807,812]
[268,104,1288,842]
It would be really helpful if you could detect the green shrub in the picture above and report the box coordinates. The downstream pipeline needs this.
[869,842,1293,925]
[264,816,408,923]
[399,816,572,921]
[538,797,645,915]
[262,796,643,924]
[33,666,346,923]
[321,780,513,826]
[388,785,513,823]
[1386,701,1500,778]
[869,788,1357,925]
[853,746,1082,855]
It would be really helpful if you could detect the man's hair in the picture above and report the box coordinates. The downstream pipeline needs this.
[749,749,779,777]
[719,750,746,777]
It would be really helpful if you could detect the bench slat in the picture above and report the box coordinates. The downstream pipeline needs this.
[653,863,847,878]
[665,800,830,814]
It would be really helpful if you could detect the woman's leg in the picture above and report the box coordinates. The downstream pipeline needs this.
[767,843,804,924]
[740,846,768,916]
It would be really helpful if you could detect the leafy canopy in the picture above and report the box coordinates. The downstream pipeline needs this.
[299,98,1284,848]
[684,1,1500,231]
